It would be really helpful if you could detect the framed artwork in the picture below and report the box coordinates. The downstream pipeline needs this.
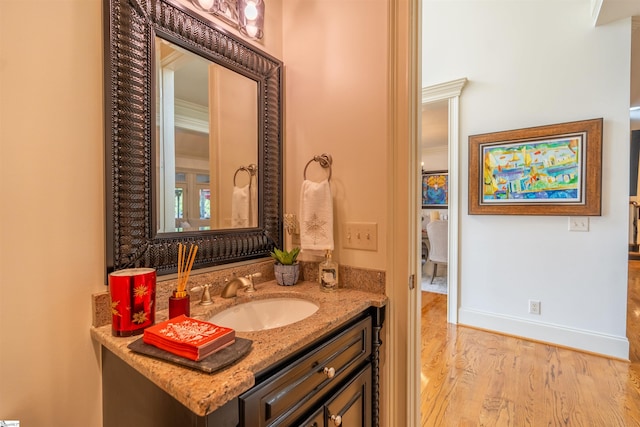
[422,170,448,208]
[468,118,602,216]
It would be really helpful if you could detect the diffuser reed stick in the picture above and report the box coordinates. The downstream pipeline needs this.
[175,243,198,298]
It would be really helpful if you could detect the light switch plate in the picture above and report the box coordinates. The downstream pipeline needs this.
[344,222,378,251]
[568,217,589,232]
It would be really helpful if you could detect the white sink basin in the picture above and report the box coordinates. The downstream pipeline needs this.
[208,297,319,332]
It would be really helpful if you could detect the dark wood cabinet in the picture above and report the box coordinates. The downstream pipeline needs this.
[299,364,371,427]
[301,409,324,427]
[102,347,240,427]
[102,306,384,427]
[239,315,371,426]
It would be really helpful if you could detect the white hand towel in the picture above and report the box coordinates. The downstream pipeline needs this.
[299,179,334,251]
[231,185,250,228]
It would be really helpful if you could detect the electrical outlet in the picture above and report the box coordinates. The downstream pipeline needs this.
[568,216,589,232]
[344,222,378,251]
[528,299,541,315]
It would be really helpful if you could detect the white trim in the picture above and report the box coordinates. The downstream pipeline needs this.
[421,78,467,324]
[160,67,177,232]
[174,99,209,133]
[591,0,603,26]
[592,0,640,27]
[387,0,421,425]
[459,308,630,360]
[446,95,461,324]
[421,78,467,104]
[160,45,192,69]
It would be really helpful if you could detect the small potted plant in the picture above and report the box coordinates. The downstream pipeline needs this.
[270,247,301,286]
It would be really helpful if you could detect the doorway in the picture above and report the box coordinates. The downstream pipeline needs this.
[421,99,449,297]
[419,79,466,324]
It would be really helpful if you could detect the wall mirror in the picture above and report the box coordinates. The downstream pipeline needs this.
[155,37,259,232]
[104,0,283,276]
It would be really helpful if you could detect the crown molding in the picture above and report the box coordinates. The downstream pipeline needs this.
[593,0,640,27]
[174,99,209,133]
[421,78,467,104]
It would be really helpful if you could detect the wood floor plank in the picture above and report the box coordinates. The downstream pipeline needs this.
[420,261,640,426]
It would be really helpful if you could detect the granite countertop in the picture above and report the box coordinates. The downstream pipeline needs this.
[91,279,387,417]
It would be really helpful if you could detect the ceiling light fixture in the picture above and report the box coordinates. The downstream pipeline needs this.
[190,0,264,40]
[194,0,215,10]
[237,0,264,40]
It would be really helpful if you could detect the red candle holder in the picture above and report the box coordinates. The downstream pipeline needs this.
[169,291,190,319]
[109,268,156,337]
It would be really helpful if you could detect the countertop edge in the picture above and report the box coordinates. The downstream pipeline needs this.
[91,280,388,417]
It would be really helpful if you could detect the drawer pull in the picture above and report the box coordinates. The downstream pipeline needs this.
[323,366,336,378]
[330,414,342,426]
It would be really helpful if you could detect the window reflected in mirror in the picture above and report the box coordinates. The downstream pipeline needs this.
[155,36,259,233]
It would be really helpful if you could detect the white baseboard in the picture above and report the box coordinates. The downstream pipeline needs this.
[458,308,630,360]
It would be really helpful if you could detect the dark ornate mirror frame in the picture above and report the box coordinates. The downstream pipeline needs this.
[104,0,283,277]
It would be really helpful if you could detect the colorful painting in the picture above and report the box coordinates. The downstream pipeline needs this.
[422,171,448,207]
[481,136,584,204]
[468,118,603,216]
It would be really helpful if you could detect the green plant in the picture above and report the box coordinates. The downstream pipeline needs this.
[270,247,300,265]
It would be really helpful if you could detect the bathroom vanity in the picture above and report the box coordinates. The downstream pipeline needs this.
[98,2,388,423]
[92,281,386,427]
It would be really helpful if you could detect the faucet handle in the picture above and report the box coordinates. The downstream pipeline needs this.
[243,272,261,293]
[190,284,213,306]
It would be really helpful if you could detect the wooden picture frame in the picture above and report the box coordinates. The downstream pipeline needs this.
[422,170,448,208]
[468,118,602,216]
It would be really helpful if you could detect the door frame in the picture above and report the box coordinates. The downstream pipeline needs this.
[386,0,421,426]
[421,78,466,323]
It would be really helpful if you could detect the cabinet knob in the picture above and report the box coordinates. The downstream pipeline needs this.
[323,366,335,378]
[330,414,342,426]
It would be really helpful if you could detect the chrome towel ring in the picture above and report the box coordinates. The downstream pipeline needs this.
[233,164,257,186]
[303,153,333,182]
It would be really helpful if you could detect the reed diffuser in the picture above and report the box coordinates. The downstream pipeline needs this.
[169,243,198,319]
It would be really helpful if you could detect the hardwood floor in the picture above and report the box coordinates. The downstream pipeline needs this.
[420,261,640,426]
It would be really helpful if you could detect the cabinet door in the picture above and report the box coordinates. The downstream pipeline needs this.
[298,408,324,427]
[324,364,371,427]
[102,347,239,427]
[240,316,372,426]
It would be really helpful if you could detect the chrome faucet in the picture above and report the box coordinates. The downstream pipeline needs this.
[221,273,262,298]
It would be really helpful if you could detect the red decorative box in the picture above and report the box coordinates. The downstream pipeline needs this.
[143,315,235,361]
[109,268,156,336]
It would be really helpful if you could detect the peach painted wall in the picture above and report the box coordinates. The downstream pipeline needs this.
[281,0,389,270]
[0,0,284,425]
[0,1,104,425]
[0,0,389,424]
[0,0,396,426]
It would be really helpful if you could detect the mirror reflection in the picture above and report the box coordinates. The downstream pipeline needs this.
[155,37,258,233]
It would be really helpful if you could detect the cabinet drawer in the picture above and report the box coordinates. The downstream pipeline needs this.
[298,364,372,427]
[240,315,372,427]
